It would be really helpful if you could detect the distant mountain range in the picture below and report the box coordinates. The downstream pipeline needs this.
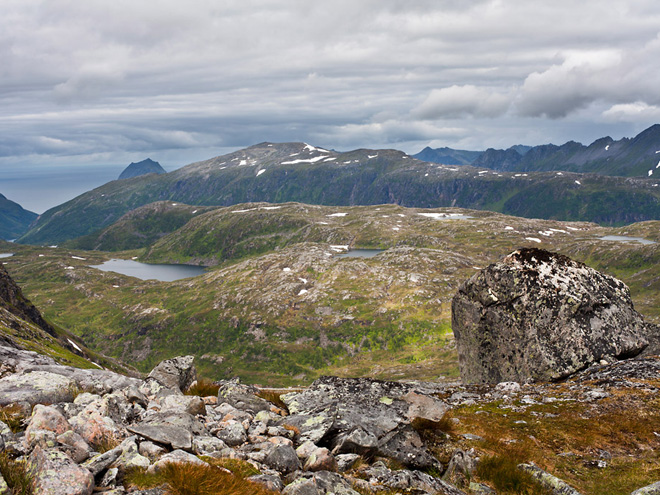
[0,193,37,240]
[414,124,660,178]
[118,158,166,180]
[16,138,660,245]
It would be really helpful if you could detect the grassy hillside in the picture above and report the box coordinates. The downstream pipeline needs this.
[5,204,660,386]
[0,193,37,240]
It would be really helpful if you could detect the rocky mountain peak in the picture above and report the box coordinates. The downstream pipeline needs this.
[118,158,166,180]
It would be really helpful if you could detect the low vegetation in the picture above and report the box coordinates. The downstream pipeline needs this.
[184,378,220,397]
[6,204,660,387]
[0,452,34,495]
[0,404,27,433]
[124,462,278,495]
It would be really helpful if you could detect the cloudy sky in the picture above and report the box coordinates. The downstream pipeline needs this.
[2,0,660,211]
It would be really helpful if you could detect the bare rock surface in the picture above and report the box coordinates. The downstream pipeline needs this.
[282,376,448,470]
[452,247,653,383]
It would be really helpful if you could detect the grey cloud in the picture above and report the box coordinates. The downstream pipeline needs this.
[0,0,660,173]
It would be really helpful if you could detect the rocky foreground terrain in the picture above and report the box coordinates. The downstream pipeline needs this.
[1,347,660,495]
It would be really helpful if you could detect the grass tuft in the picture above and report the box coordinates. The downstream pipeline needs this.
[124,462,278,495]
[0,404,28,433]
[185,378,220,398]
[474,441,552,495]
[255,389,291,411]
[203,457,261,478]
[89,431,121,453]
[0,452,35,495]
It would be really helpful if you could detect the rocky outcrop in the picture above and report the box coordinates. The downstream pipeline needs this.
[281,376,448,470]
[452,248,654,383]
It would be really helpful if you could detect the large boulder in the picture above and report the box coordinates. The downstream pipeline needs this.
[452,248,653,384]
[146,355,197,393]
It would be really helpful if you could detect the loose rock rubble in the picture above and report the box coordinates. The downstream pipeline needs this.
[0,348,467,495]
[2,347,659,494]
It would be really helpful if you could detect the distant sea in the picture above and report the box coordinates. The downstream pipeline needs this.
[0,164,135,214]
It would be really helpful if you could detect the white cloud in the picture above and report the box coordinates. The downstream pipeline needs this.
[413,85,512,119]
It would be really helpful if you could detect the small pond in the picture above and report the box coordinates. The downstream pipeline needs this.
[90,259,206,282]
[0,253,13,258]
[417,212,473,220]
[599,235,656,245]
[337,249,384,259]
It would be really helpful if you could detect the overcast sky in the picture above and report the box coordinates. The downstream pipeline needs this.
[3,0,660,181]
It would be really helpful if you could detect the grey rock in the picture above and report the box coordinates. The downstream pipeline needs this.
[0,471,8,494]
[128,423,192,451]
[282,376,446,469]
[160,394,206,416]
[248,473,284,492]
[57,430,92,463]
[83,445,122,476]
[215,420,247,447]
[124,386,148,408]
[264,443,301,474]
[138,440,166,460]
[335,453,360,472]
[99,467,119,487]
[365,461,466,494]
[30,446,94,495]
[113,436,150,471]
[217,379,272,413]
[147,449,206,474]
[146,355,196,393]
[193,435,228,455]
[632,481,660,495]
[452,248,653,383]
[518,463,583,495]
[0,371,75,406]
[283,471,360,495]
[470,482,497,494]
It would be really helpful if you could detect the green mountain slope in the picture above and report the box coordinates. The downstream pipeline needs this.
[17,142,660,246]
[7,204,660,386]
[0,193,37,240]
[0,251,136,374]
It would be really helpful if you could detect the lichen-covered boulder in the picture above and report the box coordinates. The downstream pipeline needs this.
[146,355,197,393]
[29,446,94,495]
[217,379,272,413]
[0,370,75,406]
[452,248,653,383]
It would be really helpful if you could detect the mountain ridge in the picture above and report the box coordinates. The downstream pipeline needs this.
[17,141,660,245]
[0,192,38,240]
[419,124,660,177]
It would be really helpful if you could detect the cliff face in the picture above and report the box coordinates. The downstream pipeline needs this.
[0,262,56,338]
